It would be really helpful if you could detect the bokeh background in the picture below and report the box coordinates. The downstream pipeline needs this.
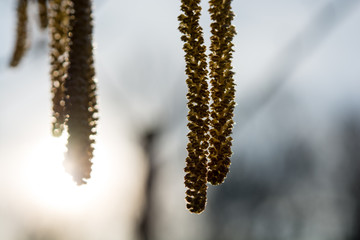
[1,0,360,239]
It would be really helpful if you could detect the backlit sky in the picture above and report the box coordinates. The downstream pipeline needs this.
[1,0,360,239]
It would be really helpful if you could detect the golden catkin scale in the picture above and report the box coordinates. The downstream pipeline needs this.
[10,0,28,67]
[179,0,210,214]
[49,0,71,137]
[64,0,97,185]
[207,0,236,186]
[37,0,48,29]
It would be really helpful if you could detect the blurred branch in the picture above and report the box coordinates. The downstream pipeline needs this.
[138,128,161,240]
[235,0,360,134]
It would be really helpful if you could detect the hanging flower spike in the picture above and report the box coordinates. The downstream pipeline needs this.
[64,0,97,185]
[207,0,236,185]
[37,0,48,29]
[10,0,28,67]
[179,0,210,213]
[49,0,71,137]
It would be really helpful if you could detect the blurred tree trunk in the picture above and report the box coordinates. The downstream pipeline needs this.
[342,116,360,240]
[138,129,159,240]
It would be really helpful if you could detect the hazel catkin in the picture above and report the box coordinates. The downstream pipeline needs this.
[179,0,210,213]
[63,0,97,185]
[207,0,236,186]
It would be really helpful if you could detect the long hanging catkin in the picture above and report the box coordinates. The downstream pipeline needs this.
[179,0,210,213]
[10,0,28,67]
[179,0,236,213]
[37,0,48,29]
[63,0,97,185]
[49,0,71,137]
[207,0,236,185]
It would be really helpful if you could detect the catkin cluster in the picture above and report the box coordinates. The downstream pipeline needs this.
[179,0,236,213]
[10,0,98,184]
[62,0,97,185]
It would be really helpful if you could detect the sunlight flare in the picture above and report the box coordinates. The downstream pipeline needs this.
[22,133,109,213]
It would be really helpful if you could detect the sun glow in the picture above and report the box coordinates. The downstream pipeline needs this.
[22,133,110,213]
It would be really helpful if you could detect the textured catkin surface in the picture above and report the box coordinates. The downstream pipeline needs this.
[64,0,97,185]
[179,0,210,214]
[207,0,236,186]
[10,0,28,67]
[49,0,70,137]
